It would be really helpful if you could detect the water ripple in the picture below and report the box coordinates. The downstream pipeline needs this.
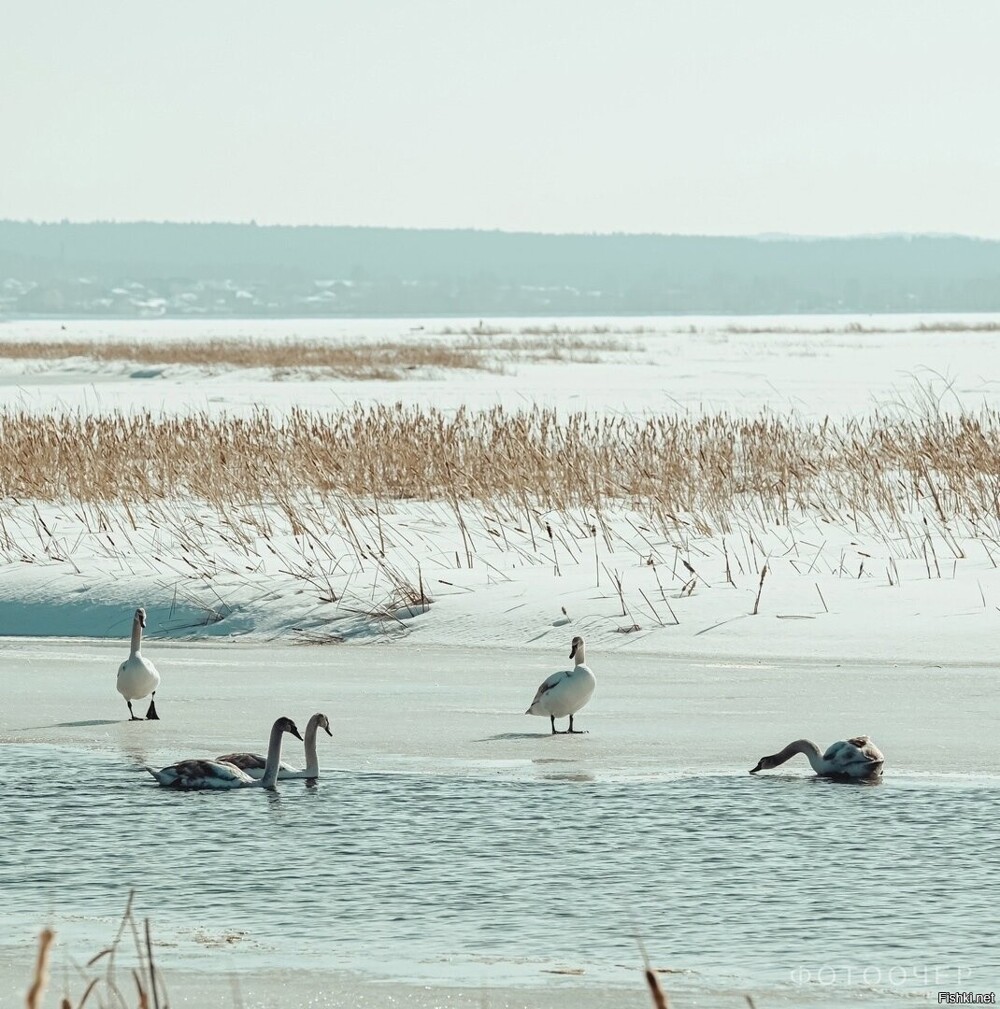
[2,745,997,996]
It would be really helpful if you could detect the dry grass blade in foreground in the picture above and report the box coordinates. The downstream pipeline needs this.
[25,908,711,1009]
[26,893,165,1009]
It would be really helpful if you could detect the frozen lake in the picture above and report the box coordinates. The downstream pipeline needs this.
[1,639,997,1007]
[2,314,999,1006]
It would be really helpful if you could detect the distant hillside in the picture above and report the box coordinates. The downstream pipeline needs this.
[2,220,1000,317]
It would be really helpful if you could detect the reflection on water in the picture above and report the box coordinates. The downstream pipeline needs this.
[2,745,998,998]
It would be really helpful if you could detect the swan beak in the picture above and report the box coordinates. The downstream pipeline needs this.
[290,725,304,741]
[323,725,333,737]
[139,611,147,628]
[748,761,764,774]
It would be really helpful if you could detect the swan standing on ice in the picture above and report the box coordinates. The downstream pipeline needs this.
[117,607,161,721]
[749,735,885,780]
[217,712,333,780]
[526,636,596,734]
[144,716,303,790]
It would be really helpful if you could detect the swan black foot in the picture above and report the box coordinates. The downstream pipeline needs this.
[127,701,142,721]
[565,715,587,734]
[145,694,159,721]
[549,716,566,735]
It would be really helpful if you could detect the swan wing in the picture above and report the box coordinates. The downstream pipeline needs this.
[823,737,884,775]
[216,752,301,779]
[146,758,254,789]
[845,734,879,754]
[217,751,267,772]
[117,655,160,699]
[526,669,570,711]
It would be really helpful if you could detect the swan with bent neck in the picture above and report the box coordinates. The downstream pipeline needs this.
[526,636,596,734]
[145,717,303,790]
[116,607,160,721]
[749,736,884,781]
[218,712,333,779]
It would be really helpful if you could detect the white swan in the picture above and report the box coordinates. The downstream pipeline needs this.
[144,716,303,790]
[526,636,596,734]
[217,712,333,780]
[749,735,885,780]
[116,607,161,721]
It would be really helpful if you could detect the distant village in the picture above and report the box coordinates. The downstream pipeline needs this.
[3,222,1000,318]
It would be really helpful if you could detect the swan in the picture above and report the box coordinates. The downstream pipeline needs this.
[144,716,303,790]
[749,735,885,780]
[526,636,596,734]
[217,712,333,779]
[116,607,161,721]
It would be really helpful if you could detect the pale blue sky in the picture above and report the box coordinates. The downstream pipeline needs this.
[2,1,998,235]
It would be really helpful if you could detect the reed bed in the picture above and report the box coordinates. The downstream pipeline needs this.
[0,332,640,378]
[1,406,999,533]
[716,320,1000,336]
[4,404,998,632]
[0,337,495,380]
[437,323,654,337]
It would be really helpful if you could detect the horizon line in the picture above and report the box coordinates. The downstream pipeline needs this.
[1,219,997,243]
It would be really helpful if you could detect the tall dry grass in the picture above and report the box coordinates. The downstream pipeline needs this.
[0,338,495,380]
[1,405,999,534]
[3,403,996,628]
[716,320,1000,336]
[0,331,640,377]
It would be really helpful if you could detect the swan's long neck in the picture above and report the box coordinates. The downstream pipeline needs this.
[303,716,321,776]
[573,642,587,667]
[773,739,826,773]
[261,723,287,789]
[130,616,143,657]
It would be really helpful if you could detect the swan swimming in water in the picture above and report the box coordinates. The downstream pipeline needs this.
[117,607,161,721]
[749,735,885,780]
[145,717,303,790]
[143,714,300,791]
[217,712,333,779]
[526,636,596,734]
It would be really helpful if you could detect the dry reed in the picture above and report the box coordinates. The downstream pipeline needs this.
[4,403,999,628]
[716,320,1000,336]
[2,406,999,535]
[25,915,711,1009]
[0,331,639,378]
[26,893,164,1009]
[0,338,493,380]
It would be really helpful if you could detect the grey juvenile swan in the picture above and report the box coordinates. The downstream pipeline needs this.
[217,712,333,779]
[145,717,303,790]
[749,735,885,780]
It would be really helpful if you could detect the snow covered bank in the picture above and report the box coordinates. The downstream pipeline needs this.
[3,314,1000,665]
[2,492,999,669]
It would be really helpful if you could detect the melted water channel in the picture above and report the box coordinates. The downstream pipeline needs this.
[3,744,997,1002]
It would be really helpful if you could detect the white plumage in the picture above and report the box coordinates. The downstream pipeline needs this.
[526,636,596,734]
[116,607,161,720]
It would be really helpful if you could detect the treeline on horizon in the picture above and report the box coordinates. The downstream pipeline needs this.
[2,219,1000,316]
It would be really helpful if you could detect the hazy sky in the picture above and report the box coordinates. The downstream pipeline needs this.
[3,1,999,236]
